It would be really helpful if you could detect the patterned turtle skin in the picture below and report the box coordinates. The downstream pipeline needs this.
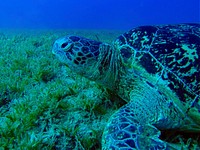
[52,23,200,149]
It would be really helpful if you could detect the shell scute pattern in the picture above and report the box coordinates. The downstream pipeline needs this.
[119,26,158,51]
[116,24,200,108]
[152,25,200,104]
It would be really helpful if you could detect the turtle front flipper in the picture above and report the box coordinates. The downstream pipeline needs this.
[102,83,195,150]
[102,104,168,149]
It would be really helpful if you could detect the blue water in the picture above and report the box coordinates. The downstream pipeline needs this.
[0,0,199,30]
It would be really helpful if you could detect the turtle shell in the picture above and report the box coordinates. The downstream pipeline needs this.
[115,24,200,112]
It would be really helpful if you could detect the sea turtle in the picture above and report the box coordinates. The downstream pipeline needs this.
[52,23,200,149]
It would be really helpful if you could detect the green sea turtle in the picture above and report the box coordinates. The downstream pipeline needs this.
[52,23,200,149]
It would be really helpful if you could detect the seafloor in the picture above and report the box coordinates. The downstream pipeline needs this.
[0,29,199,150]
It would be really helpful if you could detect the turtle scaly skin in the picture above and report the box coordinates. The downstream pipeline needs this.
[52,23,200,149]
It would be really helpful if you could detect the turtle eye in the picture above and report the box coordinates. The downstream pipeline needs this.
[61,42,74,52]
[61,42,68,48]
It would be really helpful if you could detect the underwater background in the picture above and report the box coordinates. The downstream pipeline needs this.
[0,0,199,30]
[0,0,199,150]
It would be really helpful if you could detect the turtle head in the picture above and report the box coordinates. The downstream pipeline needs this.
[52,35,114,82]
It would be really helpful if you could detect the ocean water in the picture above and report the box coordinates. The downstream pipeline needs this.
[0,1,200,150]
[0,0,199,30]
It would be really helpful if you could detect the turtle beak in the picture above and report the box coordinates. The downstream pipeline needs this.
[52,43,59,55]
